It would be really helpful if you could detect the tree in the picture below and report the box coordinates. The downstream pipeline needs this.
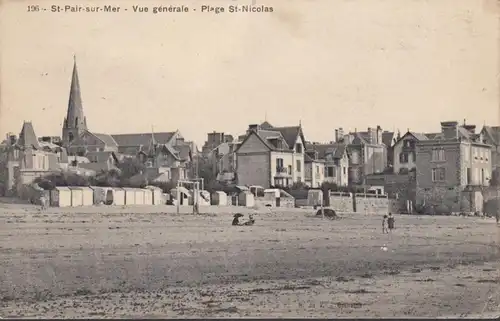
[117,157,145,179]
[196,154,217,186]
[34,172,90,189]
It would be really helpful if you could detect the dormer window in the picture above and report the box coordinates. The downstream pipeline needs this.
[295,143,303,153]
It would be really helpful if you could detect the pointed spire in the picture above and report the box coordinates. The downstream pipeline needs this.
[64,56,87,131]
[18,121,40,149]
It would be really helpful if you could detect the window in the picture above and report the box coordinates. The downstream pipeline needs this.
[431,168,445,182]
[296,160,301,172]
[481,168,485,184]
[411,151,416,162]
[399,152,409,163]
[463,147,470,162]
[343,167,346,175]
[316,165,320,174]
[431,148,445,162]
[276,158,284,169]
[288,165,292,174]
[327,167,335,177]
[295,143,303,153]
[351,151,360,164]
[466,168,471,185]
[68,132,74,142]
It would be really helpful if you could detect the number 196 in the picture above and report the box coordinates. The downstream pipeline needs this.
[27,5,40,12]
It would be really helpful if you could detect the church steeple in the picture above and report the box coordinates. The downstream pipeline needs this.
[62,55,87,147]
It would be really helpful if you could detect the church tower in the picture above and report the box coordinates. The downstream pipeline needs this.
[62,55,87,148]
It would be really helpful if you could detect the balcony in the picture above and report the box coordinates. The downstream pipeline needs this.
[275,166,291,177]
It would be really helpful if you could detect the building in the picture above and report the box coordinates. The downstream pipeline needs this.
[341,126,387,185]
[201,131,234,156]
[306,142,349,187]
[4,122,67,195]
[204,141,239,184]
[392,131,429,174]
[58,57,195,183]
[415,121,491,214]
[304,150,325,188]
[235,123,306,188]
[61,57,88,148]
[480,125,500,178]
[382,130,398,169]
[61,57,119,155]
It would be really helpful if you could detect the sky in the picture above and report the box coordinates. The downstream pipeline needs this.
[0,0,498,147]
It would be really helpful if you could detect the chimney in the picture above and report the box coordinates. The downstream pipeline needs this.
[441,121,459,139]
[463,125,476,134]
[8,134,16,145]
[248,124,259,132]
[334,129,338,142]
[376,125,382,144]
[367,127,374,144]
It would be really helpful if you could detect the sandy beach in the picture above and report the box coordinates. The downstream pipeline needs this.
[0,202,499,318]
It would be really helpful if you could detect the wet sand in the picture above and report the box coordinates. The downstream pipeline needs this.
[0,203,499,318]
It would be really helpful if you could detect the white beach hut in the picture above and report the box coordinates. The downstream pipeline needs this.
[211,191,228,206]
[146,186,163,205]
[134,188,145,205]
[81,187,94,206]
[112,187,126,205]
[50,186,72,207]
[143,188,153,205]
[123,188,136,205]
[69,187,84,207]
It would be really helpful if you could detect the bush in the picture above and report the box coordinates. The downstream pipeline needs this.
[34,172,90,189]
[149,181,176,193]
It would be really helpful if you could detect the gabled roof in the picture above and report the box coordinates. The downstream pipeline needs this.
[304,152,325,163]
[92,132,118,147]
[482,126,500,145]
[394,131,429,145]
[424,132,442,140]
[350,132,369,145]
[111,131,177,147]
[260,121,274,130]
[306,143,347,159]
[18,121,40,149]
[86,151,119,163]
[235,130,274,153]
[381,131,396,147]
[271,126,305,151]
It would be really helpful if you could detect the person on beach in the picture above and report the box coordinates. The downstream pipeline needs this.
[387,213,395,232]
[382,215,388,234]
[232,213,244,226]
[243,214,255,226]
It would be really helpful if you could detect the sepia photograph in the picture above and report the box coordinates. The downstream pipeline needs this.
[0,0,499,318]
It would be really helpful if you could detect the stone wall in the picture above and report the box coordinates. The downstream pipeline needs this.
[355,193,389,214]
[416,186,462,214]
[328,192,353,213]
[328,192,389,214]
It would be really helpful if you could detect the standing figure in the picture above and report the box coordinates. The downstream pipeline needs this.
[382,215,388,234]
[387,213,395,232]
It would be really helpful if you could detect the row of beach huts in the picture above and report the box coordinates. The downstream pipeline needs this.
[31,184,298,208]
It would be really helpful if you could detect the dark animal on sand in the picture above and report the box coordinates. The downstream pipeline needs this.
[315,208,337,218]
